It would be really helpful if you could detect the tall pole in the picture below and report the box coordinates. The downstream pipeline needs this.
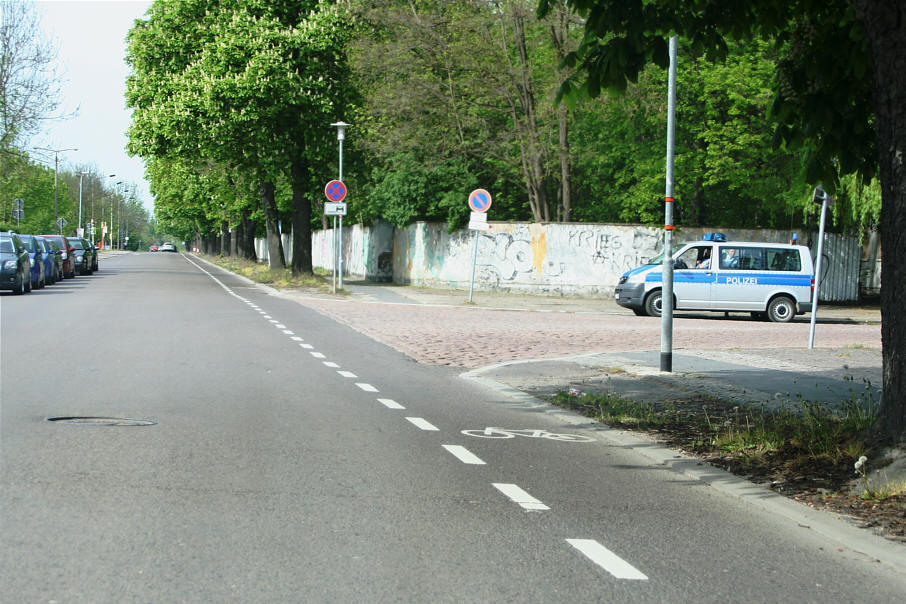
[661,36,678,373]
[35,147,77,234]
[78,171,88,236]
[332,121,350,291]
[808,186,831,348]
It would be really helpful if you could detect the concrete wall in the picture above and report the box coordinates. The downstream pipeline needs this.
[259,221,869,302]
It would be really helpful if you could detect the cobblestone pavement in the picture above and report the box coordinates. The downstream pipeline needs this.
[277,285,881,371]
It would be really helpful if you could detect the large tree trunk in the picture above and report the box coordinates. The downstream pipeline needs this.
[290,157,313,275]
[550,5,573,222]
[239,210,257,261]
[260,179,284,269]
[220,221,229,256]
[855,0,906,443]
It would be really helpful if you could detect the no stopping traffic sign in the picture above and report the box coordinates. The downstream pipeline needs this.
[325,180,347,202]
[468,189,492,212]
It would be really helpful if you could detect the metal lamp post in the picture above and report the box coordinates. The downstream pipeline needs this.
[35,146,78,233]
[78,171,89,236]
[331,121,350,290]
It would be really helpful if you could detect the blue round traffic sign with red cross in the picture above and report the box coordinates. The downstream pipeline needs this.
[325,180,347,202]
[468,189,492,212]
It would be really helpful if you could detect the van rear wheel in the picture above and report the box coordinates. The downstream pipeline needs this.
[767,296,795,323]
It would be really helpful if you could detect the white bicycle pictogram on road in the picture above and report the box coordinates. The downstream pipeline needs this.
[460,428,595,442]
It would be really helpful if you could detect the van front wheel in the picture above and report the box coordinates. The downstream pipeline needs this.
[644,291,663,317]
[767,296,795,323]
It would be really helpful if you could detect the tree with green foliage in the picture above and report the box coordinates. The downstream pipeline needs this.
[126,0,355,273]
[538,0,906,441]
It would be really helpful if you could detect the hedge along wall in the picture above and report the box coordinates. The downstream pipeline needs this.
[265,220,862,302]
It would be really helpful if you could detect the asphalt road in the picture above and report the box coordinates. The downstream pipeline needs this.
[1,253,903,602]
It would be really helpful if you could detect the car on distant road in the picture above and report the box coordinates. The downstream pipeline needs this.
[1,232,31,294]
[41,235,77,278]
[66,237,93,275]
[17,234,46,289]
[159,242,177,253]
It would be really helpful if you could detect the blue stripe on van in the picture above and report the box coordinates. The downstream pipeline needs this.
[645,272,812,286]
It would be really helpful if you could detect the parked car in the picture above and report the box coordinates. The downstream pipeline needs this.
[81,238,98,272]
[41,237,63,282]
[159,242,177,252]
[0,232,31,294]
[17,234,46,289]
[41,235,77,278]
[89,241,99,271]
[66,237,92,275]
[149,245,158,252]
[33,236,59,284]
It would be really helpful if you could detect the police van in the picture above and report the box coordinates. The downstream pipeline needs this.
[614,234,814,322]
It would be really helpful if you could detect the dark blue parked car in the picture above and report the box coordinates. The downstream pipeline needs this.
[33,236,58,285]
[1,232,31,294]
[37,236,62,284]
[18,234,45,289]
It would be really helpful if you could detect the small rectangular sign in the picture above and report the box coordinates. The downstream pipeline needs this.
[325,202,347,216]
[469,221,490,231]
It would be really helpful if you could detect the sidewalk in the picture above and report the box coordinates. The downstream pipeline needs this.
[292,280,883,411]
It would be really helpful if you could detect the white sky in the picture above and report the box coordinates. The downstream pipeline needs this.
[30,0,153,213]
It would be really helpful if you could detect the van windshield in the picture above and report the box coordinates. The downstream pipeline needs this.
[645,244,685,265]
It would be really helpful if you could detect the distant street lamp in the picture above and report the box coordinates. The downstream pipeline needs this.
[35,146,78,233]
[78,171,89,236]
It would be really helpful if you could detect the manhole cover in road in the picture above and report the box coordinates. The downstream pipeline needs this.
[45,416,157,426]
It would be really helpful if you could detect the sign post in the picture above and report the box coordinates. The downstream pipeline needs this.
[808,185,833,349]
[467,189,492,303]
[325,179,347,293]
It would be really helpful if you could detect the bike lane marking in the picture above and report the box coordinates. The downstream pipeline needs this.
[492,483,550,511]
[442,445,486,465]
[406,417,439,431]
[378,398,405,409]
[186,257,655,584]
[566,539,648,581]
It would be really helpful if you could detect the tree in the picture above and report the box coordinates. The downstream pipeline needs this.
[0,0,63,152]
[538,0,906,442]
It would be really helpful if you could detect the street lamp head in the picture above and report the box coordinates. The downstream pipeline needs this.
[331,121,350,141]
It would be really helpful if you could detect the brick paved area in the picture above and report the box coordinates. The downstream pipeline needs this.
[280,289,881,370]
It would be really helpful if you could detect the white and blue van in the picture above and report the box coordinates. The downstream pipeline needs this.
[614,234,814,322]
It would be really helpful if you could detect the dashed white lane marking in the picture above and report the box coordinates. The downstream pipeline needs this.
[405,417,439,431]
[337,370,357,378]
[263,315,272,319]
[566,539,648,581]
[492,483,550,511]
[276,324,287,329]
[282,330,293,334]
[310,352,326,359]
[378,398,405,410]
[323,362,340,368]
[356,383,379,392]
[442,445,486,465]
[269,320,279,324]
[291,337,304,342]
[300,344,313,349]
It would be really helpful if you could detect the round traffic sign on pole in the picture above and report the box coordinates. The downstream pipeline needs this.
[325,180,347,202]
[468,189,492,213]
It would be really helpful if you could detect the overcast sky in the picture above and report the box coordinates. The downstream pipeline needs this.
[30,0,153,212]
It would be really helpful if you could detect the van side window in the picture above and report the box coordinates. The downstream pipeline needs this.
[766,248,801,271]
[729,248,764,270]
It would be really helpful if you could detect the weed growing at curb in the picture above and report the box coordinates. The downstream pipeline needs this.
[205,255,334,291]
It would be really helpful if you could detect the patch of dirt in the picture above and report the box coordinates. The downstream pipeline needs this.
[558,394,906,545]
